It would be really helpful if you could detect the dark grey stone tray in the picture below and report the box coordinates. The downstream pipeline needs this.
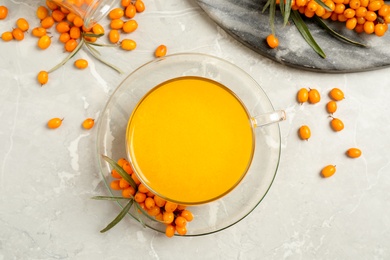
[196,0,390,73]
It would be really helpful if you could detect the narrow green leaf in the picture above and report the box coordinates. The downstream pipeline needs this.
[82,33,104,38]
[100,200,133,233]
[91,196,131,201]
[314,16,367,47]
[47,40,84,73]
[280,0,292,25]
[269,0,276,35]
[86,42,119,48]
[86,44,124,74]
[291,10,326,58]
[101,155,137,189]
[314,0,333,12]
[262,0,272,13]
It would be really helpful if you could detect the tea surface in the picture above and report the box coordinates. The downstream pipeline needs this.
[127,76,254,204]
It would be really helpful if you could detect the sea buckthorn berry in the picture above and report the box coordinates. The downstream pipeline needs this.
[308,88,321,104]
[266,34,279,49]
[355,6,367,17]
[296,0,306,7]
[1,32,13,41]
[84,36,97,42]
[12,28,24,41]
[110,19,124,29]
[357,17,366,24]
[73,16,84,27]
[326,101,337,114]
[92,23,104,35]
[59,32,70,43]
[82,118,95,129]
[346,148,362,158]
[374,23,388,36]
[144,197,156,209]
[125,4,137,18]
[165,225,175,238]
[329,88,344,100]
[368,0,382,11]
[70,26,81,39]
[131,173,141,185]
[330,117,344,131]
[134,192,146,203]
[304,9,315,18]
[74,59,88,69]
[122,20,138,33]
[65,39,78,52]
[181,210,194,222]
[338,14,348,22]
[38,35,51,49]
[307,1,318,12]
[111,169,121,179]
[56,21,70,33]
[165,201,178,213]
[60,7,70,14]
[321,165,336,178]
[119,178,130,189]
[147,205,161,216]
[298,125,311,140]
[175,225,187,236]
[177,205,186,211]
[378,4,390,16]
[364,11,377,21]
[322,11,333,19]
[52,9,65,22]
[120,39,137,50]
[110,180,121,190]
[355,24,364,33]
[297,88,309,104]
[122,0,131,7]
[360,0,369,7]
[163,211,174,224]
[37,71,49,85]
[155,213,163,221]
[122,186,136,198]
[122,161,133,174]
[47,117,63,129]
[138,184,149,194]
[346,17,357,29]
[154,195,166,207]
[315,6,326,16]
[108,29,120,43]
[324,0,336,11]
[349,0,360,9]
[175,216,187,227]
[363,21,375,34]
[117,158,127,167]
[109,8,124,19]
[67,12,76,23]
[46,0,58,10]
[16,18,29,32]
[32,27,47,37]
[155,44,167,57]
[344,8,356,18]
[41,16,55,28]
[0,6,8,19]
[135,0,145,12]
[334,3,346,14]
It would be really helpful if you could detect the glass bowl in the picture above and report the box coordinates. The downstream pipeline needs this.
[96,53,281,236]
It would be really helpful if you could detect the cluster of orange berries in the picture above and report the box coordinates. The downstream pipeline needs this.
[291,0,390,36]
[47,117,95,130]
[110,158,194,237]
[296,87,362,177]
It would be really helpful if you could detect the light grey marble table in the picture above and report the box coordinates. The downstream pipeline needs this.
[1,0,389,259]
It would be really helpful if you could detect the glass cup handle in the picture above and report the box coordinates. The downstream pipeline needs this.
[252,110,286,128]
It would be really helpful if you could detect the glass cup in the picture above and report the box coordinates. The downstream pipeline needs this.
[49,0,118,28]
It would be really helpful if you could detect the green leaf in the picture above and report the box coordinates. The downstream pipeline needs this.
[47,40,84,73]
[269,0,276,35]
[291,10,326,58]
[100,199,133,233]
[280,0,292,25]
[262,0,272,13]
[86,44,124,74]
[86,42,119,48]
[314,0,333,11]
[313,16,367,47]
[91,196,132,201]
[101,155,137,189]
[82,33,104,38]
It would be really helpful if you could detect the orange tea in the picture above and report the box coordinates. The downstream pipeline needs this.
[126,76,254,205]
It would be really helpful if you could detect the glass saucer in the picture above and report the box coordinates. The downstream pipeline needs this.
[96,53,281,236]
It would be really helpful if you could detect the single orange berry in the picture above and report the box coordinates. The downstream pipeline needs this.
[32,27,47,37]
[38,35,51,49]
[82,118,94,129]
[122,161,133,174]
[46,0,58,10]
[67,12,76,23]
[122,20,138,33]
[122,186,136,198]
[47,117,63,129]
[138,183,149,193]
[165,201,178,213]
[37,71,49,85]
[110,19,124,29]
[12,28,24,41]
[363,21,375,34]
[16,18,29,32]
[144,197,156,209]
[298,125,311,140]
[92,23,104,35]
[374,23,388,37]
[121,0,131,7]
[181,210,194,222]
[153,195,166,207]
[321,165,336,178]
[326,101,337,114]
[134,192,146,203]
[65,39,78,52]
[41,16,55,28]
[175,225,187,236]
[111,169,122,179]
[108,29,120,43]
[330,117,344,131]
[147,205,161,216]
[69,26,81,39]
[59,32,70,43]
[52,9,65,22]
[163,211,175,224]
[297,88,309,104]
[109,8,124,19]
[131,173,141,185]
[1,31,13,41]
[119,178,130,189]
[117,158,128,167]
[74,59,88,69]
[346,148,362,158]
[175,216,187,227]
[120,39,137,50]
[56,21,70,33]
[135,0,146,12]
[165,225,175,238]
[73,16,84,27]
[329,88,344,100]
[155,44,167,57]
[266,34,279,49]
[125,4,136,18]
[0,5,8,20]
[308,88,321,104]
[110,180,121,190]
